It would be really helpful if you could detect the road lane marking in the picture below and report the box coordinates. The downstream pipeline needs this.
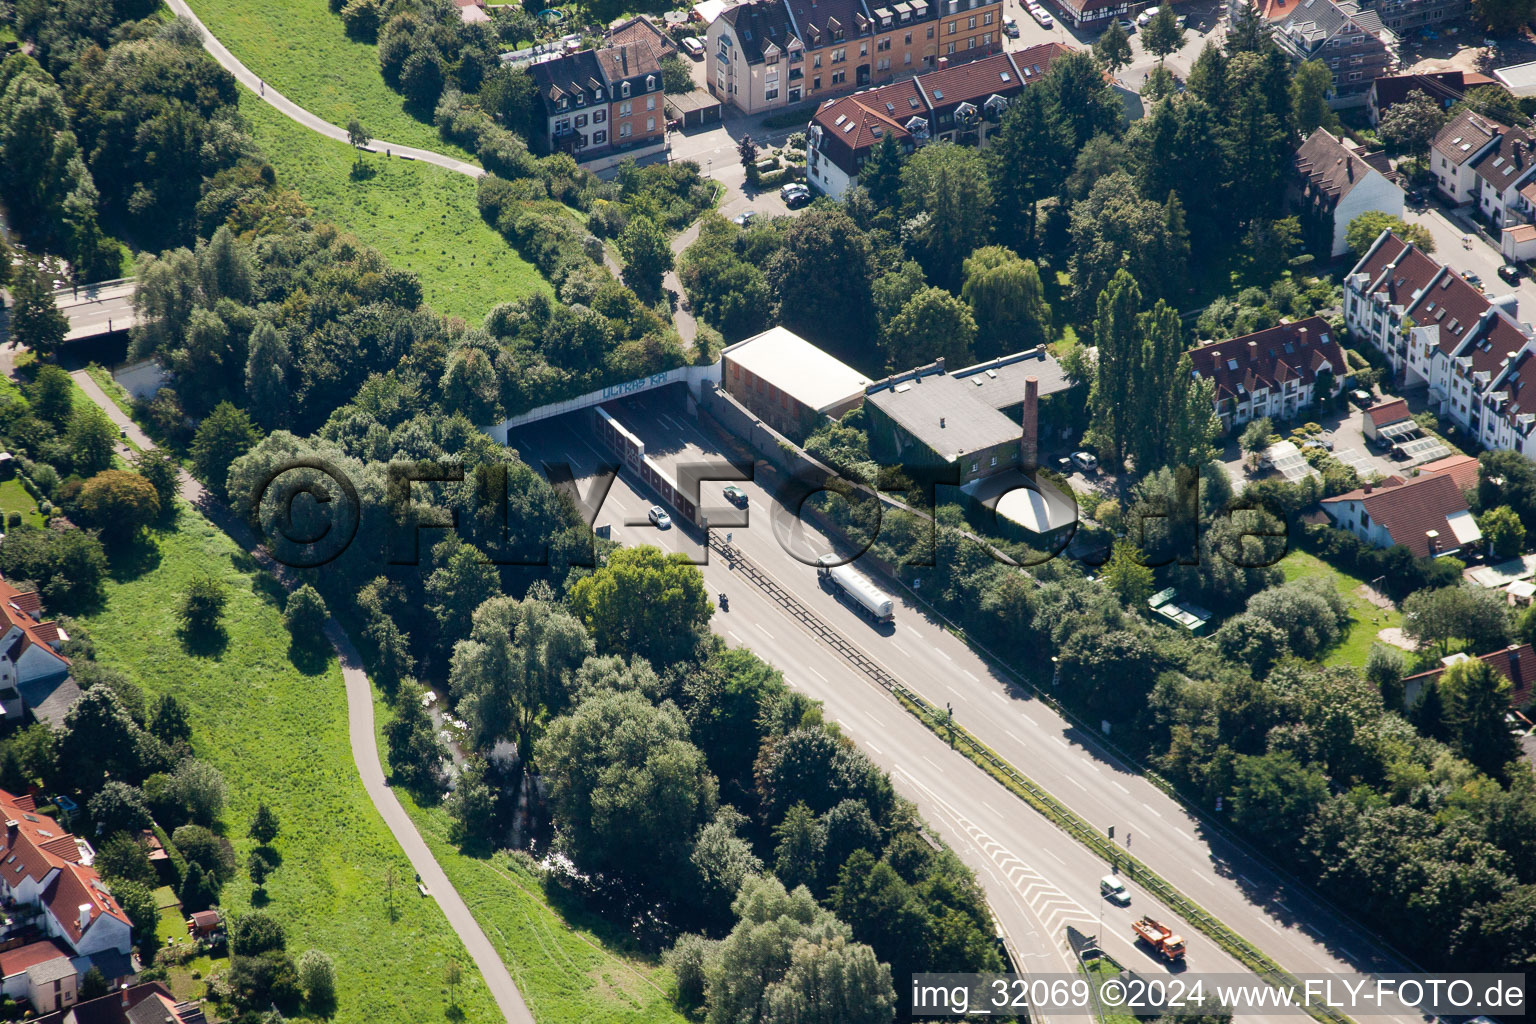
[921,755,944,772]
[863,710,882,724]
[1142,803,1163,818]
[982,800,1000,815]
[946,684,964,698]
[727,630,744,643]
[867,742,883,754]
[937,648,953,660]
[962,668,979,680]
[1177,829,1196,842]
[808,666,827,681]
[756,625,775,640]
[1111,781,1129,793]
[1066,776,1087,791]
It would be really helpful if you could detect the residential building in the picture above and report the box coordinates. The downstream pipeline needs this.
[807,43,1067,197]
[527,19,672,164]
[1365,69,1492,125]
[31,981,206,1024]
[1320,472,1482,557]
[607,14,679,59]
[1345,231,1536,456]
[706,0,1004,115]
[1429,109,1509,206]
[1471,121,1536,227]
[1354,0,1468,33]
[1187,317,1347,431]
[863,349,1077,540]
[597,39,668,150]
[1402,643,1536,711]
[721,327,872,440]
[0,789,133,984]
[1273,0,1397,107]
[1050,0,1137,27]
[0,940,77,1014]
[531,50,614,158]
[0,578,78,731]
[1292,128,1404,257]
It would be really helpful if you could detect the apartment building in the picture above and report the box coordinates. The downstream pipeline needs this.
[807,43,1066,198]
[1187,317,1348,431]
[529,17,671,163]
[1345,230,1536,456]
[1273,0,1397,107]
[1428,110,1536,228]
[706,0,1002,115]
[1354,0,1468,33]
[1291,128,1404,257]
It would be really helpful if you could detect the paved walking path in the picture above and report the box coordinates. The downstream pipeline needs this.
[70,369,537,1024]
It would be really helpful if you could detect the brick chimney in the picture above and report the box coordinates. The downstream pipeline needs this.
[121,983,130,1008]
[1020,375,1039,478]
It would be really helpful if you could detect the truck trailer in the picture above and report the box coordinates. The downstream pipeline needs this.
[816,555,895,623]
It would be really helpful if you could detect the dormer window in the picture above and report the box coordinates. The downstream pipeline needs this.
[647,74,656,91]
[559,97,569,109]
[622,82,631,97]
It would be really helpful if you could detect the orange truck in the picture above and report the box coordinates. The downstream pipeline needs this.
[1131,916,1187,962]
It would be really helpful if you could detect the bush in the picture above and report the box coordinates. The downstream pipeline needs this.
[297,949,336,1006]
[178,574,227,634]
[283,585,329,647]
[230,910,287,955]
[76,470,160,542]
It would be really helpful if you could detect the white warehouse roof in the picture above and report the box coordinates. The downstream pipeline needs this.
[722,327,872,413]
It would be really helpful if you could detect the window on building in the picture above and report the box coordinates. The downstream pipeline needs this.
[815,54,823,67]
[647,95,656,110]
[766,87,779,99]
[984,10,993,23]
[620,100,633,115]
[814,76,822,88]
[556,118,570,132]
[576,114,587,127]
[594,109,606,122]
[860,41,868,55]
[905,31,912,43]
[948,20,957,33]
[620,123,632,137]
[593,130,607,143]
[832,70,846,83]
[968,15,977,27]
[946,40,955,53]
[927,25,934,37]
[904,52,912,64]
[647,116,656,130]
[622,82,631,97]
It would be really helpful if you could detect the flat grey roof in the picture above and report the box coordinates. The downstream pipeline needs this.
[1496,60,1536,96]
[951,347,1072,411]
[722,326,872,413]
[866,367,1021,460]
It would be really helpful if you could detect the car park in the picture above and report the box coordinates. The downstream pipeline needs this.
[1500,263,1522,284]
[732,210,758,227]
[648,505,672,528]
[1028,4,1053,25]
[1071,450,1099,472]
[723,485,748,507]
[1002,14,1019,35]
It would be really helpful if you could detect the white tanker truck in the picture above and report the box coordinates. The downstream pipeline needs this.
[815,554,895,624]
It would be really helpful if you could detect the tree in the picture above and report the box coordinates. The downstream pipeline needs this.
[960,246,1051,359]
[400,51,446,109]
[66,404,118,477]
[1094,20,1133,74]
[767,207,876,365]
[1346,212,1435,256]
[424,536,499,647]
[988,86,1070,250]
[244,320,290,429]
[1040,49,1122,154]
[899,143,993,289]
[1103,540,1155,605]
[1402,584,1512,657]
[77,470,161,542]
[1086,269,1141,465]
[231,909,286,955]
[1290,60,1338,136]
[1228,750,1329,843]
[1070,172,1188,308]
[1240,417,1275,469]
[538,689,718,892]
[763,933,897,1024]
[386,681,448,793]
[1440,657,1522,778]
[169,757,227,826]
[860,132,905,219]
[249,802,281,845]
[1378,90,1449,155]
[738,134,760,174]
[283,584,329,648]
[110,879,159,952]
[89,781,153,835]
[8,267,67,359]
[444,959,463,1008]
[298,949,337,1007]
[59,688,146,787]
[661,54,694,93]
[190,401,260,500]
[30,363,74,427]
[179,573,228,634]
[248,847,275,890]
[346,118,370,153]
[618,215,673,299]
[1246,578,1352,660]
[773,801,826,893]
[569,545,712,668]
[1471,0,1536,34]
[97,832,156,885]
[882,286,976,371]
[1479,505,1526,560]
[135,448,181,514]
[1141,5,1185,63]
[80,967,109,1001]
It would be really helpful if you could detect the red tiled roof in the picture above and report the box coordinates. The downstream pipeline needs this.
[0,788,129,943]
[1419,453,1479,492]
[1188,316,1345,404]
[1366,398,1410,426]
[0,939,71,979]
[44,861,128,944]
[1321,472,1475,558]
[1404,643,1536,709]
[9,590,41,617]
[0,578,68,673]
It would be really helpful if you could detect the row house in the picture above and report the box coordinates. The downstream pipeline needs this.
[1429,109,1536,227]
[1345,230,1536,457]
[807,43,1066,198]
[1186,317,1347,431]
[530,19,671,163]
[706,0,1003,116]
[1273,0,1397,107]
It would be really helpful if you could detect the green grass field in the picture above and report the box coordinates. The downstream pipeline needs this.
[79,505,502,1024]
[183,0,467,159]
[375,698,688,1024]
[0,478,43,528]
[246,92,550,321]
[1279,549,1404,669]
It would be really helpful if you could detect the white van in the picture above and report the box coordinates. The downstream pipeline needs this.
[1100,875,1130,904]
[1136,6,1159,25]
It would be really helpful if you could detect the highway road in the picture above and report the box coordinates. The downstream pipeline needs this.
[512,387,1426,1024]
[53,279,137,341]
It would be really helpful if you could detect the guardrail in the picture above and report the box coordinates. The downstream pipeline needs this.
[711,531,1357,1024]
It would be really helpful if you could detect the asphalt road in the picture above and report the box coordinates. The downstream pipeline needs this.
[70,371,538,1024]
[513,387,1425,1024]
[55,280,137,341]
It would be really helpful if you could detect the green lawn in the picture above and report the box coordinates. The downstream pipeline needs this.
[79,505,502,1024]
[0,478,43,528]
[183,0,469,159]
[375,698,688,1024]
[246,92,550,322]
[1279,549,1403,668]
[1080,954,1139,1024]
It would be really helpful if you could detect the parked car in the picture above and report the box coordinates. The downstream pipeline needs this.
[723,485,748,507]
[1137,6,1159,26]
[1500,263,1522,284]
[1071,450,1099,472]
[682,36,705,60]
[780,182,811,207]
[1002,14,1019,35]
[1117,16,1135,29]
[1029,4,1053,25]
[733,210,758,227]
[1175,14,1186,27]
[648,505,672,528]
[1302,439,1328,453]
[1465,271,1485,290]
